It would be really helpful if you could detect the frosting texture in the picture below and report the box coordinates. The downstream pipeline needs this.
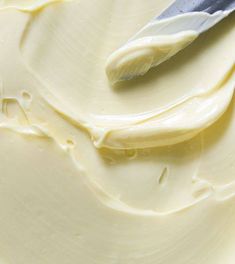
[0,0,234,263]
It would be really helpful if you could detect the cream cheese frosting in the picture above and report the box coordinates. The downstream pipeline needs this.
[0,0,235,263]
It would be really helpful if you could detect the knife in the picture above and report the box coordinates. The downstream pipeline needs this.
[106,0,235,84]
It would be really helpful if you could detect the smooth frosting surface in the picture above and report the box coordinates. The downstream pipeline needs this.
[0,0,235,263]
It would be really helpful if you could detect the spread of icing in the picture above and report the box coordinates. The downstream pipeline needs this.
[0,0,234,263]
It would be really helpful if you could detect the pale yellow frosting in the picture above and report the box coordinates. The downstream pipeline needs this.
[0,0,235,263]
[106,30,198,84]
